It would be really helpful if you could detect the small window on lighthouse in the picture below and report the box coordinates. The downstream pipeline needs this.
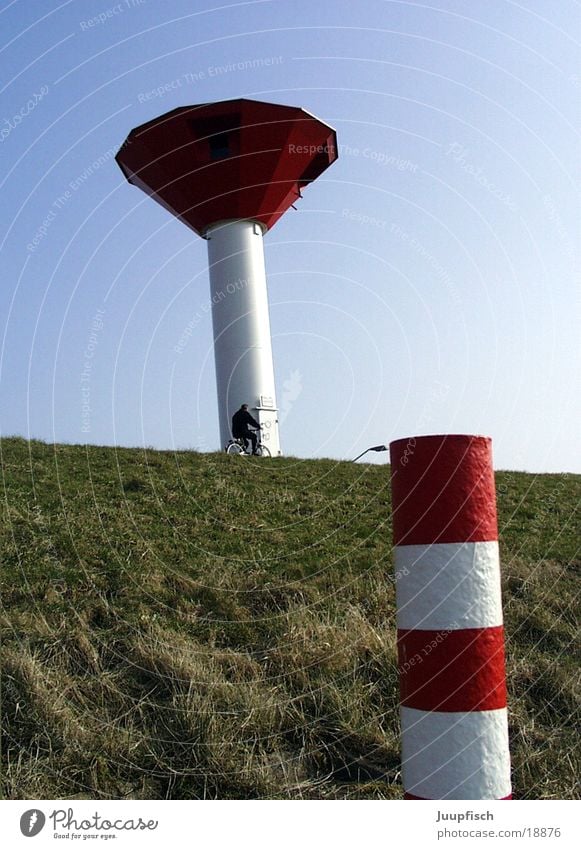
[209,132,230,159]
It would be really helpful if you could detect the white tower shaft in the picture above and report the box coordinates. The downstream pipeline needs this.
[206,220,281,456]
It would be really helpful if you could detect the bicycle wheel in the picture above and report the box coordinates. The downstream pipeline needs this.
[255,444,271,458]
[226,441,246,455]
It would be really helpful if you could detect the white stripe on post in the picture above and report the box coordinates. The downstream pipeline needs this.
[395,541,503,630]
[401,707,512,800]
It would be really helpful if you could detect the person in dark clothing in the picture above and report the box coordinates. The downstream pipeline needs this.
[231,404,261,454]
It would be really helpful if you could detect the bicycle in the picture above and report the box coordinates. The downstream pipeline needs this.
[225,429,271,457]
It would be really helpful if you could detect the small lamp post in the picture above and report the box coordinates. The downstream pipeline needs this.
[352,445,389,462]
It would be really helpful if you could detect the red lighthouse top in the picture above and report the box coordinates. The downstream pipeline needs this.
[115,98,338,235]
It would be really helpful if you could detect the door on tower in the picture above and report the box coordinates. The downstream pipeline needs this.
[253,395,281,456]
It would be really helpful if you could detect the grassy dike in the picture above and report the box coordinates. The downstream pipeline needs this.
[1,436,579,799]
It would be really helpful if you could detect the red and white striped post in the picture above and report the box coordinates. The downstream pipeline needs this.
[389,434,511,800]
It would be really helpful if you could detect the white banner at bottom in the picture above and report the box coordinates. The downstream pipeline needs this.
[0,799,578,849]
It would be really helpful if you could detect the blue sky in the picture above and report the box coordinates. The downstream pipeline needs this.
[1,0,579,471]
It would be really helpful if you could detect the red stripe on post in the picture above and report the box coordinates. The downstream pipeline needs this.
[390,435,498,545]
[398,626,507,711]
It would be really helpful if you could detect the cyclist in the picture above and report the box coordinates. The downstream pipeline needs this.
[231,403,261,455]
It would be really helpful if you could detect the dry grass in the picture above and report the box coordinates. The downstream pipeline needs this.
[1,437,579,799]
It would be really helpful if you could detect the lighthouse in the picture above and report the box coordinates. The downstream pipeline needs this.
[116,99,338,455]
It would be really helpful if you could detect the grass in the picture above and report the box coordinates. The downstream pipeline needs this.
[0,436,579,799]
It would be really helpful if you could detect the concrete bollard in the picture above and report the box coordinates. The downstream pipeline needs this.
[389,434,511,800]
